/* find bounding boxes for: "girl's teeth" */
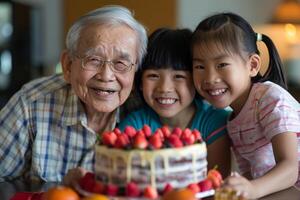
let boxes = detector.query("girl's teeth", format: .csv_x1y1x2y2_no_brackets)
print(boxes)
209,89,226,96
157,98,176,104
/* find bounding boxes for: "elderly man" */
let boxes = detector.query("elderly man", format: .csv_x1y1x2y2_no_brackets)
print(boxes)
0,5,147,182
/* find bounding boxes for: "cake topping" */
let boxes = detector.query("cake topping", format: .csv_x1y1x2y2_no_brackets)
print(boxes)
98,125,203,150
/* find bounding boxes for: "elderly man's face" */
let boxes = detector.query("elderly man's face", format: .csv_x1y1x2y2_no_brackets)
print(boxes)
62,23,138,114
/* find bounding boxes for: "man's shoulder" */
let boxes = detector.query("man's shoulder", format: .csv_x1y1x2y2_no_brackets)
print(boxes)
20,74,69,102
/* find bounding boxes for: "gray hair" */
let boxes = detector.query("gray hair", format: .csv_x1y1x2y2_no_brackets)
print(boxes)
66,5,147,67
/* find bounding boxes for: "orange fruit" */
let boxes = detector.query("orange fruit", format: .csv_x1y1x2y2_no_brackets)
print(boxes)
82,194,110,200
42,186,80,200
162,188,196,200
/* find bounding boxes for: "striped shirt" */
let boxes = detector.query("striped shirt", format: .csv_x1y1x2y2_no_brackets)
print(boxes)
0,74,118,182
227,81,300,187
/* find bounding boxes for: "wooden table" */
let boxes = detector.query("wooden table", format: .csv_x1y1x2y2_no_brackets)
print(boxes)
0,180,299,200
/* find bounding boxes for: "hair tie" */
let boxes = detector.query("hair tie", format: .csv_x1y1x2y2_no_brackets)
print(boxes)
256,33,262,41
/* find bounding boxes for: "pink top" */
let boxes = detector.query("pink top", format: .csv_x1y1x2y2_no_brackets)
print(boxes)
227,81,300,187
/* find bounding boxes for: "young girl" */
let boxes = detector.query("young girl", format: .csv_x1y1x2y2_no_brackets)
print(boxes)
191,12,300,199
118,28,231,176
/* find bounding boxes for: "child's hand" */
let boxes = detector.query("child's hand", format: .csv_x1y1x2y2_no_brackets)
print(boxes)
63,167,88,188
222,172,255,199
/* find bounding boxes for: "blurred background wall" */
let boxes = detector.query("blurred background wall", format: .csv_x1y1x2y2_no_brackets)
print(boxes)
1,0,299,107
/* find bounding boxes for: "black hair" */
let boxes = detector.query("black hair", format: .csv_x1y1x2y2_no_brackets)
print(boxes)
191,12,287,89
141,27,193,71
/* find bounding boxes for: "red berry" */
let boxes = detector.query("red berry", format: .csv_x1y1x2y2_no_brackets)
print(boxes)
172,127,182,137
161,125,171,138
168,134,183,148
207,169,222,188
162,183,173,195
106,184,119,196
192,129,202,142
154,128,164,141
125,182,140,197
143,125,152,137
198,179,213,192
113,127,122,135
181,128,192,138
187,183,200,194
124,126,137,138
149,133,163,149
133,134,148,149
182,134,196,145
102,131,117,146
114,134,130,149
91,181,106,194
143,186,158,199
79,172,95,190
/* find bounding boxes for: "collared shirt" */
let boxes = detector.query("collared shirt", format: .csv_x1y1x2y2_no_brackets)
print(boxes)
0,74,118,182
227,81,300,187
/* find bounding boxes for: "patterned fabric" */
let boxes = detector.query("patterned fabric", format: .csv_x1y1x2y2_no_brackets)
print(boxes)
0,74,118,182
118,98,230,145
227,81,300,186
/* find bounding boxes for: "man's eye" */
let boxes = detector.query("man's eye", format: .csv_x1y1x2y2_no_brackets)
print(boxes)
114,61,128,70
86,56,101,64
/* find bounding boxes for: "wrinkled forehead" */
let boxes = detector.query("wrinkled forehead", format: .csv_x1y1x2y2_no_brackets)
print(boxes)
77,23,137,60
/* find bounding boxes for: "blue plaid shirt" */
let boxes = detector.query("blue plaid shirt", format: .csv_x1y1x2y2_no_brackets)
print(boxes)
0,74,117,182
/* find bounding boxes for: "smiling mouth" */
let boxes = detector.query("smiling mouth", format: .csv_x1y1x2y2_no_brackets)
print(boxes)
156,98,177,105
91,87,116,95
207,88,227,96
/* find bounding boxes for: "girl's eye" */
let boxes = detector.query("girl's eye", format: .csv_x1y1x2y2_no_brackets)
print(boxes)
217,63,228,68
146,73,159,79
193,64,204,70
174,74,186,79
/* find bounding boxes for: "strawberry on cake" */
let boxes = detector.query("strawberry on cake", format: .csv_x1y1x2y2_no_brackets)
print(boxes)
94,125,207,192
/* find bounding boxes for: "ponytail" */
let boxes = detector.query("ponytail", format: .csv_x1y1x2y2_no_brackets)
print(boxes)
256,33,287,89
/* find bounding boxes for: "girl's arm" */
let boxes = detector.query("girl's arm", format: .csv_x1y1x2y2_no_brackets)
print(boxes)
207,134,231,178
224,132,298,199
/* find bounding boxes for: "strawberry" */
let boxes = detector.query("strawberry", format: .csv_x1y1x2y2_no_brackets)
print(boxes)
172,127,182,138
198,179,213,192
207,169,223,188
114,134,130,149
102,131,117,146
133,134,148,149
168,134,183,148
124,126,137,138
113,127,122,135
192,129,202,142
149,133,163,149
143,124,152,137
143,186,158,199
106,184,119,196
154,128,164,141
182,134,196,145
79,172,95,190
91,180,106,194
187,183,200,194
125,182,140,197
162,183,173,195
161,125,171,138
181,128,192,138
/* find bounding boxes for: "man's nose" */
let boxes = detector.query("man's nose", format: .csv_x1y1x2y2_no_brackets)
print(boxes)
95,62,115,81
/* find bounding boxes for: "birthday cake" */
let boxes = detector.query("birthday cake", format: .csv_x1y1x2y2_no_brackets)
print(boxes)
94,125,207,193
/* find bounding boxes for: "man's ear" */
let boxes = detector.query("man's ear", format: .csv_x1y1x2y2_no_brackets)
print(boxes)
61,50,73,83
249,54,261,77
